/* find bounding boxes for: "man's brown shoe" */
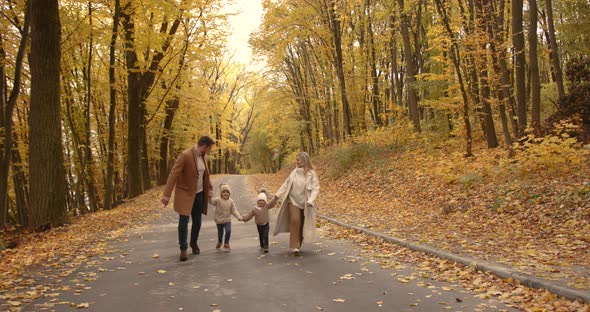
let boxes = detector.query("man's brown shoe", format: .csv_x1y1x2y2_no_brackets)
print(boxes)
190,242,200,255
223,244,231,252
179,249,188,261
216,242,222,249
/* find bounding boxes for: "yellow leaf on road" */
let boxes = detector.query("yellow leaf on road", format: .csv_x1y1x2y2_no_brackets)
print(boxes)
8,301,21,307
333,298,346,303
76,302,89,309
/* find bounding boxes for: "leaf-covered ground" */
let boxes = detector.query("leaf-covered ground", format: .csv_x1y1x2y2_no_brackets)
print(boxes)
0,191,165,310
251,141,590,312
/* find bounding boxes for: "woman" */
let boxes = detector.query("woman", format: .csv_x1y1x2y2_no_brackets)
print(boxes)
269,152,320,256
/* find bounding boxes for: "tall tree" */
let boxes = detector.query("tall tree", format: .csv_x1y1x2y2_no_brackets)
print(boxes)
434,0,473,156
104,0,121,210
543,0,565,100
485,0,514,146
323,0,352,137
512,0,527,137
121,2,181,197
529,0,541,135
0,2,29,225
28,0,67,227
474,0,498,148
397,0,422,132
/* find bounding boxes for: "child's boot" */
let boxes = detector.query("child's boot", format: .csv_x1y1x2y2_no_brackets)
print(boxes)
216,242,222,249
223,243,231,252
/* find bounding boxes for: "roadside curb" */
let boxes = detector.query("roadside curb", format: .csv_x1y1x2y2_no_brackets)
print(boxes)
319,214,590,303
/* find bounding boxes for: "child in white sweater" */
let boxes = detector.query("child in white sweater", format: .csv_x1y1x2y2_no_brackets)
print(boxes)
242,192,275,252
209,184,242,252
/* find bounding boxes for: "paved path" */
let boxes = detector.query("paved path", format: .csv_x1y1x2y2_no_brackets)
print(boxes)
26,175,517,311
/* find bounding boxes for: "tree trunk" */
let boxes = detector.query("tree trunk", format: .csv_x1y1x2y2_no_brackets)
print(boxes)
0,36,6,225
529,0,541,136
122,6,180,197
63,77,88,213
485,0,514,146
367,0,382,127
512,0,527,137
435,0,472,156
543,0,565,100
142,129,151,190
0,3,30,226
325,0,352,137
158,97,179,185
104,0,120,210
11,131,28,226
29,0,67,227
84,1,99,212
475,0,498,147
398,0,422,132
121,5,144,197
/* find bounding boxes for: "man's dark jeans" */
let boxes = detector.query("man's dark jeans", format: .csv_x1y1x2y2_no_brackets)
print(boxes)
257,223,270,248
178,191,204,250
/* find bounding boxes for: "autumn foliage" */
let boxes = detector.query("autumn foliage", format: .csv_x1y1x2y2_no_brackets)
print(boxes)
254,121,590,311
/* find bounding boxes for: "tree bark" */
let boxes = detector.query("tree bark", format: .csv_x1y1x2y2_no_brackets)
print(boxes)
11,130,28,226
104,0,120,210
475,0,498,147
325,0,352,137
398,0,422,132
485,0,514,146
29,0,68,227
0,2,30,226
543,0,565,100
121,5,181,197
512,0,527,137
435,0,473,156
158,96,179,185
84,1,99,212
367,0,382,127
529,0,541,136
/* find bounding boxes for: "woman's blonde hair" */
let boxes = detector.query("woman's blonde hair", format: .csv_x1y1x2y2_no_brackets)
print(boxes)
297,152,314,173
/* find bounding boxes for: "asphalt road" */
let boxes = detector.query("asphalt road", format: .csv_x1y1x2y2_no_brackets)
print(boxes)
25,175,517,312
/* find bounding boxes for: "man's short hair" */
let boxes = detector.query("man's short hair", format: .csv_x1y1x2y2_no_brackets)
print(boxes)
197,135,215,147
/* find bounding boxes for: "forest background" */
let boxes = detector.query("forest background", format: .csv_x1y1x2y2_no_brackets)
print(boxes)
0,0,589,308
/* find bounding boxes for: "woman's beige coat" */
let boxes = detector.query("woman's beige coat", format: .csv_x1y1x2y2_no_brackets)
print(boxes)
272,168,320,241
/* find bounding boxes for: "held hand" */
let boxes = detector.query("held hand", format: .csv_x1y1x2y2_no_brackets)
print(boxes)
306,202,313,209
161,197,169,207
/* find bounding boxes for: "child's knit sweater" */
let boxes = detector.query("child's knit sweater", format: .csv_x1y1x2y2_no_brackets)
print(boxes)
242,204,273,225
210,197,241,224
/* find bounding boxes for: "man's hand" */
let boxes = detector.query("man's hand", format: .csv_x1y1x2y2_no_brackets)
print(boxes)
161,197,170,207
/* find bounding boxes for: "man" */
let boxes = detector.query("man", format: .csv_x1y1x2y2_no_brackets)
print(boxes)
161,136,215,261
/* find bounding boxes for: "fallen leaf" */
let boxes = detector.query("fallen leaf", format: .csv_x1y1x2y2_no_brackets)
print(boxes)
8,301,21,307
333,298,346,303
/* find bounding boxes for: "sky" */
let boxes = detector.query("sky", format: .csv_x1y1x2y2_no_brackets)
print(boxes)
225,0,265,68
